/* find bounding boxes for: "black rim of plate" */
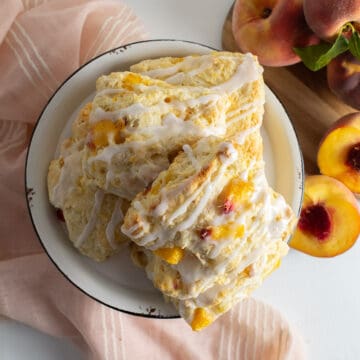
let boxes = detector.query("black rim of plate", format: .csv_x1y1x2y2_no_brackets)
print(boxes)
24,39,304,319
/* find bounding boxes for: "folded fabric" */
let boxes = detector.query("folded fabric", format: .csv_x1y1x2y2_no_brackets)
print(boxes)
0,0,305,358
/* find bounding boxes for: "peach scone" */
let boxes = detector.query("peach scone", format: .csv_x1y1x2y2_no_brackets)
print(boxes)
123,136,296,330
84,52,265,200
48,104,130,261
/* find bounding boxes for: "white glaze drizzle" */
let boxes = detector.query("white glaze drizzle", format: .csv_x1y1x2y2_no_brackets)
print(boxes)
226,105,260,127
227,98,264,118
124,142,238,248
90,91,222,128
89,109,218,167
184,93,221,108
105,198,124,249
140,53,262,95
170,142,237,230
235,124,261,145
50,150,83,208
95,88,125,97
174,177,214,231
192,246,266,306
212,54,263,94
89,103,147,123
165,57,213,84
140,54,214,80
153,190,169,217
74,189,105,248
153,177,193,217
182,144,201,172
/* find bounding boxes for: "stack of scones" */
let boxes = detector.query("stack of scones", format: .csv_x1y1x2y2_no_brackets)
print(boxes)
48,52,296,330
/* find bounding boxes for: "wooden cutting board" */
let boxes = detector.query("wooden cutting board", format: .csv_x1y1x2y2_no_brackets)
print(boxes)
222,4,355,174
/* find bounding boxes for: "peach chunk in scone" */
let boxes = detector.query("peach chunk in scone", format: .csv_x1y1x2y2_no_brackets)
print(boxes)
154,247,185,265
317,113,360,194
86,119,125,151
217,178,254,214
289,175,360,257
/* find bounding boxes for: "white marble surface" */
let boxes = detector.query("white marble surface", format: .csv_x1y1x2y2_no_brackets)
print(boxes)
4,1,359,359
0,317,85,359
128,0,232,49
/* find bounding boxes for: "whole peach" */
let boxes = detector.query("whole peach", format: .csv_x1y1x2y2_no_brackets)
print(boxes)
304,0,360,40
232,0,319,67
323,112,360,133
327,52,360,110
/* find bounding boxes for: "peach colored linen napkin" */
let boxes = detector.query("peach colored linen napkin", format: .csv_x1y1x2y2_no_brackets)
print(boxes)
0,1,306,359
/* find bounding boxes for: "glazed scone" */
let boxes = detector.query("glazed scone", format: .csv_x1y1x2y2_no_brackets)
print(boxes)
48,105,130,261
83,52,264,200
122,137,295,309
124,169,294,301
122,135,263,252
131,51,265,141
131,229,288,331
82,72,230,200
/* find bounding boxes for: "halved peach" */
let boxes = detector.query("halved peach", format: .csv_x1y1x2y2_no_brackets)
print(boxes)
317,113,360,194
289,175,360,257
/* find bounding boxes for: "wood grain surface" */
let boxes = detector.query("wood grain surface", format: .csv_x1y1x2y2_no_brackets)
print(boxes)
222,4,355,174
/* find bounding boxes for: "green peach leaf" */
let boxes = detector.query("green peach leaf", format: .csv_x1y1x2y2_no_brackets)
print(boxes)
293,35,349,71
349,31,360,60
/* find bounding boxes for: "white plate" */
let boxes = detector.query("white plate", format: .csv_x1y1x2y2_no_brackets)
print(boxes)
26,40,304,318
